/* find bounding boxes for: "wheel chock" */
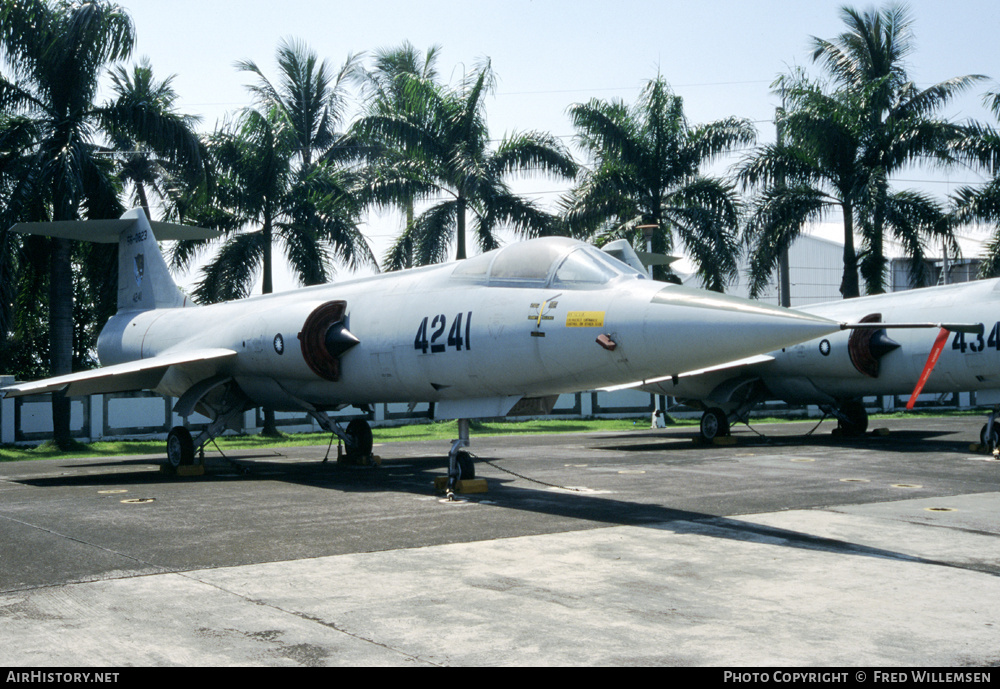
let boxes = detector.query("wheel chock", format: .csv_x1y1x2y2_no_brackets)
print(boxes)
434,477,488,494
693,436,736,445
160,464,204,476
338,452,381,466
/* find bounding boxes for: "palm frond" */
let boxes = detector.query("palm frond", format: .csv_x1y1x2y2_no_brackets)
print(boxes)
743,184,830,297
411,201,456,266
565,75,748,287
489,131,577,180
193,230,264,303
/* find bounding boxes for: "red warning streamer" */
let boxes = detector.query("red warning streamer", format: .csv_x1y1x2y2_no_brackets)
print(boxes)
906,327,950,410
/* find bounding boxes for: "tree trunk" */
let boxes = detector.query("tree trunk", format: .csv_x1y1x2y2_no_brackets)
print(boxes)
776,107,791,307
865,187,887,295
136,183,151,220
455,196,467,261
259,217,280,437
404,202,414,269
49,237,74,449
778,247,791,307
840,202,861,299
261,217,274,296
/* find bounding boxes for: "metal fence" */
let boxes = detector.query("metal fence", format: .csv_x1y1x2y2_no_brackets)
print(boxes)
0,377,662,444
0,374,982,445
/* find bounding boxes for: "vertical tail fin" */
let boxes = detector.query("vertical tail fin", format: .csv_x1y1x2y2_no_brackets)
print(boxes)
9,208,219,312
118,208,187,310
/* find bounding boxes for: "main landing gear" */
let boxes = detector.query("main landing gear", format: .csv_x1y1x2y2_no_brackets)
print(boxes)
342,418,374,459
165,402,247,471
163,380,250,472
167,409,378,473
698,407,730,441
166,426,195,468
832,399,869,437
695,399,871,442
980,406,1000,456
308,411,375,463
166,404,483,495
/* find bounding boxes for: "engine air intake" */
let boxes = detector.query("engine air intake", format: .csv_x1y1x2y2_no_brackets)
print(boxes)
298,301,359,381
848,313,901,378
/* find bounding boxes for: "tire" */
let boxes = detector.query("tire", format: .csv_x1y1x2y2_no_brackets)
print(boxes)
700,408,730,441
838,400,869,436
456,450,475,480
166,426,194,468
345,419,373,457
980,421,1000,448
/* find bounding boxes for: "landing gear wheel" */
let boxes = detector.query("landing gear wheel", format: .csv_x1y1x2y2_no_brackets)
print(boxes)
699,408,730,441
456,450,475,480
345,419,373,457
837,400,869,436
980,422,1000,450
166,426,194,468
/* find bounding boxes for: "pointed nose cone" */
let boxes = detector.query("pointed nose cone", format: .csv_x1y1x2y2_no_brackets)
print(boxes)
869,329,902,359
643,286,839,374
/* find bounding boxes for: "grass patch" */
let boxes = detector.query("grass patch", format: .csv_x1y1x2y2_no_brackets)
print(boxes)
0,408,983,463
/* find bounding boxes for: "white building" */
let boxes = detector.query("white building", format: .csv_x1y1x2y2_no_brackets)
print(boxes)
679,224,993,306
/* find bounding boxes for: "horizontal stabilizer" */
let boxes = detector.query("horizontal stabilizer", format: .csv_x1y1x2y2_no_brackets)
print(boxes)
601,239,679,273
0,349,237,399
10,209,221,312
9,218,220,243
635,250,680,267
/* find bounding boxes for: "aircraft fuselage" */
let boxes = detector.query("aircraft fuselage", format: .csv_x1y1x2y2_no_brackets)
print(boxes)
96,253,840,415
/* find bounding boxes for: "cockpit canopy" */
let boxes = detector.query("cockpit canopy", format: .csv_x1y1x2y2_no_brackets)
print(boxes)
451,237,646,289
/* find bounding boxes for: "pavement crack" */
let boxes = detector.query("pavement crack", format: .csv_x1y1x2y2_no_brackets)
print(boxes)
179,573,444,667
0,512,170,579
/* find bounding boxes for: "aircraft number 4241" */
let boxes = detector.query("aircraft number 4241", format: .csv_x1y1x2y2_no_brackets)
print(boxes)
415,312,473,354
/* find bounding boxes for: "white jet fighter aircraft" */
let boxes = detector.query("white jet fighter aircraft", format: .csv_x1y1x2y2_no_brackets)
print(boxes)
636,279,999,445
1,209,918,490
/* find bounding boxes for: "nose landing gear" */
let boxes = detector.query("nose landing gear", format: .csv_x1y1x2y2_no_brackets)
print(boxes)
980,406,1000,457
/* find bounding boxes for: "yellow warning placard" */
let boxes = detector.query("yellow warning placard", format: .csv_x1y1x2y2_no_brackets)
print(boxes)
565,311,605,327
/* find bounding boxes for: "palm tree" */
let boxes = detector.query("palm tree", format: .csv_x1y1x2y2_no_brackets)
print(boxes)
562,75,756,291
351,60,577,269
359,41,441,103
0,0,203,448
741,74,954,298
354,41,441,269
191,40,373,303
237,38,361,173
104,57,208,219
743,4,983,299
952,90,1000,277
0,112,36,368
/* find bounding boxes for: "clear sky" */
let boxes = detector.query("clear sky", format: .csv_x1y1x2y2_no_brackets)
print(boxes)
116,0,1000,289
